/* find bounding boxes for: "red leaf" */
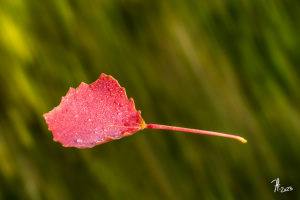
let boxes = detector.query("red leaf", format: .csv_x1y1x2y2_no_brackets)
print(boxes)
44,74,247,148
43,74,146,148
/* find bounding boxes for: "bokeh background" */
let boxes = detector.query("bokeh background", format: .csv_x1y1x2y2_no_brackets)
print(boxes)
0,0,299,199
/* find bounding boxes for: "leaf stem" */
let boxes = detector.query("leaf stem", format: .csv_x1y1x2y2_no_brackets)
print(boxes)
146,124,247,143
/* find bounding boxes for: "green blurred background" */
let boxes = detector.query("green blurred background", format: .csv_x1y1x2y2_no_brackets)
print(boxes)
0,0,299,199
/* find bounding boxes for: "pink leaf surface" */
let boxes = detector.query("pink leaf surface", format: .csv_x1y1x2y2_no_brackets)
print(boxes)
43,74,146,148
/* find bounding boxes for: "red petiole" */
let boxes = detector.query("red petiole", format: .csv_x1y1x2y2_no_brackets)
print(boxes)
146,124,247,143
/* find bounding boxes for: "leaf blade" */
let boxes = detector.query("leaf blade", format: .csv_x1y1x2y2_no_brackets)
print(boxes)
43,74,146,148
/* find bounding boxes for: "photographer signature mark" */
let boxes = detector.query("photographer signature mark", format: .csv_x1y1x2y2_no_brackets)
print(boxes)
271,178,293,193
